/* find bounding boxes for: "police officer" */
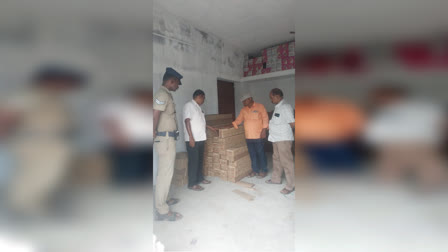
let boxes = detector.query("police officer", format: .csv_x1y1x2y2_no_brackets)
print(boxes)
153,67,183,221
0,63,86,216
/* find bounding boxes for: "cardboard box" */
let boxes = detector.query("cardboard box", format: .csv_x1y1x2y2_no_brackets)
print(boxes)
218,127,244,138
220,159,228,166
226,146,249,162
205,114,232,121
175,153,188,165
205,114,233,126
72,153,111,184
229,155,251,168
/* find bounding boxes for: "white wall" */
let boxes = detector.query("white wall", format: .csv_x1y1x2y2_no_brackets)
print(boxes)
234,75,295,114
153,3,245,153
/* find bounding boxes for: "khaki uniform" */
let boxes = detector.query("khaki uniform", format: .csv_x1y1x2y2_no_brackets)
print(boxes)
6,88,74,214
154,86,177,215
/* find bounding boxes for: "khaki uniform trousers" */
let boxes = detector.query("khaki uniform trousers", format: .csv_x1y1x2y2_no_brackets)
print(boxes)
271,141,295,190
154,135,176,215
377,143,446,186
9,139,72,214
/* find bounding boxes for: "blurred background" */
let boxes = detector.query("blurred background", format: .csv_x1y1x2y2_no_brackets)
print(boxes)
294,0,448,251
0,0,153,251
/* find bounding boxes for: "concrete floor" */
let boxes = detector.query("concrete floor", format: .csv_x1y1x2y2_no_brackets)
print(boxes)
0,185,154,252
154,155,295,252
295,175,448,252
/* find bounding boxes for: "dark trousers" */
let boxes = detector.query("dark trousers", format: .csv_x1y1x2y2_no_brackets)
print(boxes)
303,141,361,173
109,145,152,184
186,141,205,187
246,138,268,173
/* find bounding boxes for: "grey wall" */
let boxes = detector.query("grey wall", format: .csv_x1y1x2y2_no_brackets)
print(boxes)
296,52,448,106
153,3,245,153
234,75,295,114
0,15,153,152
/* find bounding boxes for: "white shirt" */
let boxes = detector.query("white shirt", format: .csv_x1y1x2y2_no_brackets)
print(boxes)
269,99,295,142
364,99,444,145
183,99,207,141
100,99,153,145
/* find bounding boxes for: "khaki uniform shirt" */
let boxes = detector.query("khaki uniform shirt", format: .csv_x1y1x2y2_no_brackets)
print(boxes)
153,85,177,132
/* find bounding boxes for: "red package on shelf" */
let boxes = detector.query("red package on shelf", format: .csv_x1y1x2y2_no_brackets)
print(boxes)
298,54,335,74
340,49,365,73
396,42,434,69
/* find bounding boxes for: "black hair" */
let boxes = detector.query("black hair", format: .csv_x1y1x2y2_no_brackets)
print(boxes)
270,88,284,98
193,89,205,98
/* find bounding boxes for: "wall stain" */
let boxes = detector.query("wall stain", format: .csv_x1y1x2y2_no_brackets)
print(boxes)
153,34,166,44
159,19,167,33
179,23,191,38
227,58,235,68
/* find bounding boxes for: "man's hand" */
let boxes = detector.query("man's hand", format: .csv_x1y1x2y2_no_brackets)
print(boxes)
189,138,196,148
260,128,267,139
206,125,219,133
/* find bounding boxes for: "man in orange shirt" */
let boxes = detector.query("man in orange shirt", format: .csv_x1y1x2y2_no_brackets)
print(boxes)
232,94,269,178
295,95,365,172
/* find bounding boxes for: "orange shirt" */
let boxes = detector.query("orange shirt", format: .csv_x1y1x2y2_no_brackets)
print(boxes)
295,99,364,143
233,102,269,139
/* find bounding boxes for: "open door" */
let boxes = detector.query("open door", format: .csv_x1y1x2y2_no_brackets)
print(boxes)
217,80,235,120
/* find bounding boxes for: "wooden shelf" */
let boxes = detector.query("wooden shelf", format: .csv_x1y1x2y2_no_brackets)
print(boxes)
240,69,295,82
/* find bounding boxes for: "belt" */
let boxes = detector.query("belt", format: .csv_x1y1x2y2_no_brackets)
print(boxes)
156,131,178,138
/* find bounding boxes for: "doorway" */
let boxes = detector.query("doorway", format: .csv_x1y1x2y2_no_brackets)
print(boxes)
217,80,235,120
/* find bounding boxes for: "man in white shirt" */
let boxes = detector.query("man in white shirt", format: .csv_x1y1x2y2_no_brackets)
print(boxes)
183,89,217,191
265,88,295,194
365,85,446,188
100,87,153,184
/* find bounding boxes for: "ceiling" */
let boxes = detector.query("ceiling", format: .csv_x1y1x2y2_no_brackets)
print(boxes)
294,0,448,50
2,0,448,53
1,0,153,25
156,0,295,55
158,0,448,53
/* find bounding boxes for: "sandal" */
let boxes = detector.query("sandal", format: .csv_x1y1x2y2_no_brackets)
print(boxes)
156,211,183,222
280,187,295,195
257,172,267,179
201,179,211,184
166,198,180,206
265,179,281,184
248,172,257,178
188,185,204,191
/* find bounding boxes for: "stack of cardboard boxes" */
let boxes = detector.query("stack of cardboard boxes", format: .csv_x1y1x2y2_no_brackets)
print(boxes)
244,41,295,77
203,114,252,183
172,152,188,187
